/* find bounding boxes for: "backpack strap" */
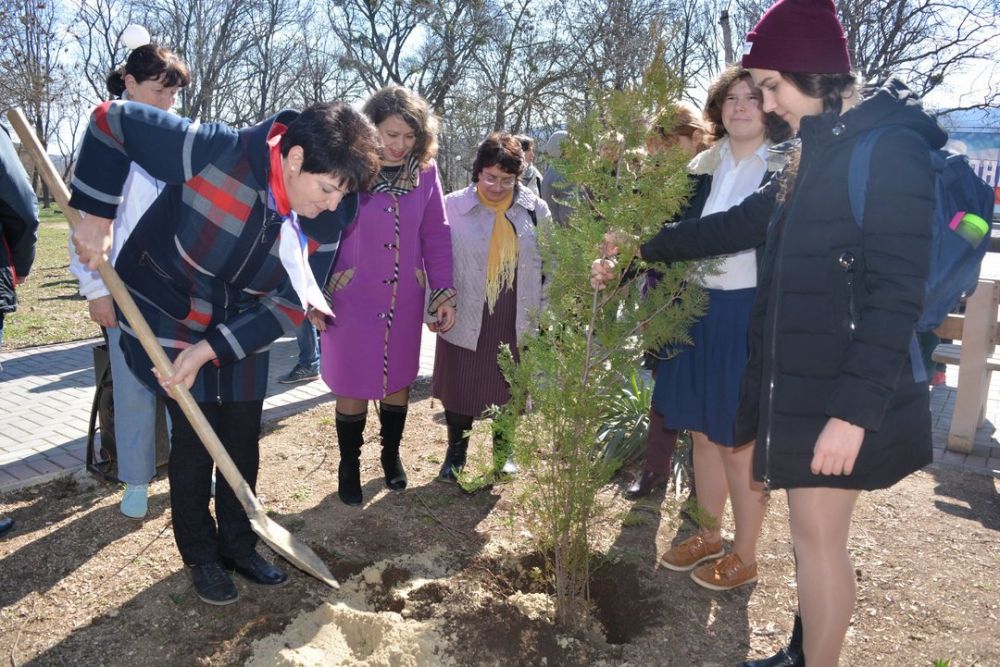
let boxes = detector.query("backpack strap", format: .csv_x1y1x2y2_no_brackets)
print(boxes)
847,125,927,228
846,124,930,383
847,126,886,229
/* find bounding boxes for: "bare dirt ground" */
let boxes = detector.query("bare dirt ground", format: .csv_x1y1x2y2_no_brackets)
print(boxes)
2,379,998,666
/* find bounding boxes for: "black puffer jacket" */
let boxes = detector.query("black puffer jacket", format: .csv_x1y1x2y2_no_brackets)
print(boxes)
640,79,942,490
0,128,39,314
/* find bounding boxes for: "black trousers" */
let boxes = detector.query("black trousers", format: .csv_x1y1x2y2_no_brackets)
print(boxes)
165,399,262,566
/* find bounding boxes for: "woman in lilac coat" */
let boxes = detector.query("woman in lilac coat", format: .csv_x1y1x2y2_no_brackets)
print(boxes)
316,86,456,506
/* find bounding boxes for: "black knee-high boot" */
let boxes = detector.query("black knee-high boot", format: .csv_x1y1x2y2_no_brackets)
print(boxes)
738,613,804,667
335,411,366,506
379,403,408,490
438,410,472,482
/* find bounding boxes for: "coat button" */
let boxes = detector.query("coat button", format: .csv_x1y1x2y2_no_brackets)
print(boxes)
384,206,395,213
377,313,386,319
832,122,845,136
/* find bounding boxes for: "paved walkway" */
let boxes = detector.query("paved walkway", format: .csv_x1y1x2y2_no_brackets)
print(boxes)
0,333,436,493
1,335,998,494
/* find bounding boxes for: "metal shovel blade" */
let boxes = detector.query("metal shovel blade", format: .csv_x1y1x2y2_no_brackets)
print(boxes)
7,107,338,589
249,512,339,588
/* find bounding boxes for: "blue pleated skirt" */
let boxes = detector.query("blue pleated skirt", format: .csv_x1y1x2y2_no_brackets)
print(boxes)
652,287,755,447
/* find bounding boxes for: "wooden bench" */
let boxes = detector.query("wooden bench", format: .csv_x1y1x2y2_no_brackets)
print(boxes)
931,344,1000,371
930,279,1000,454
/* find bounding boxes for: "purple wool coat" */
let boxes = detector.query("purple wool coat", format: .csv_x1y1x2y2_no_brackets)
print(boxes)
320,160,453,399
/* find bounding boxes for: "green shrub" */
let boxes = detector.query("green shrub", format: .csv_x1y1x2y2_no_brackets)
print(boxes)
493,44,705,628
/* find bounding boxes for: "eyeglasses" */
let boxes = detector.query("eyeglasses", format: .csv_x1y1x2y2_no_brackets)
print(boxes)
480,174,517,189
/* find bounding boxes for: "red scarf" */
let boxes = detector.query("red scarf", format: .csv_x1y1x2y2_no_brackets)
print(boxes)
266,122,291,216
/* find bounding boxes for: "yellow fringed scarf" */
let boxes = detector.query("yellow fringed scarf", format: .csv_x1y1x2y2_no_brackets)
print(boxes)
476,187,518,313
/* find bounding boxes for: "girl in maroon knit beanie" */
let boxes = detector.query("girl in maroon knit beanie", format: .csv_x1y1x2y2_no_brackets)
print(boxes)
593,0,944,664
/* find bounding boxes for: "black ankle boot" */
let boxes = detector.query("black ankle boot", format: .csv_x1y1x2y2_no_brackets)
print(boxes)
738,614,804,667
438,411,472,483
379,403,408,490
336,411,366,506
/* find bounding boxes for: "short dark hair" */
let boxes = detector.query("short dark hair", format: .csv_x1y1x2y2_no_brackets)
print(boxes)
780,71,859,115
472,132,524,182
106,44,190,98
282,102,381,192
704,65,791,143
362,85,439,169
516,135,535,152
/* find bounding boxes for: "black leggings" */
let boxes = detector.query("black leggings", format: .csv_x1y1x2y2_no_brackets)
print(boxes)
165,399,262,565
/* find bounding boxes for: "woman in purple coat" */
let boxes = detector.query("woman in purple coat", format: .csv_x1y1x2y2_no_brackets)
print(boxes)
316,86,456,506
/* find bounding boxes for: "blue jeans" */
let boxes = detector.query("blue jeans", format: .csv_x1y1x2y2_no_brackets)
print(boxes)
108,326,170,485
296,320,319,370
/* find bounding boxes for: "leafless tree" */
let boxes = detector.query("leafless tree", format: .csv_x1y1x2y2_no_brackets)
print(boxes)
0,0,76,204
148,0,256,121
842,0,1000,110
326,0,433,91
568,0,666,93
287,22,366,109
662,0,723,100
214,0,311,123
6,0,998,194
50,84,88,181
68,0,141,105
412,0,499,113
467,0,567,132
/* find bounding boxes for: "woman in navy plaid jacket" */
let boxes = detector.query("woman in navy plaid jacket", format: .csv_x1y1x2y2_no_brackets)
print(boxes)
71,101,380,605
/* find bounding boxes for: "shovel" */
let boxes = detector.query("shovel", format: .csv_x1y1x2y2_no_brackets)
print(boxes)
7,107,338,589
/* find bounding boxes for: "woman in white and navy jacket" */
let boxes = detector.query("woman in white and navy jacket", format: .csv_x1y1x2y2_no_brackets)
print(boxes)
69,44,190,520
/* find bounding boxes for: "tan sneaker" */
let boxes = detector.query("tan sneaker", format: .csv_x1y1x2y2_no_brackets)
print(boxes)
691,552,758,591
660,534,725,571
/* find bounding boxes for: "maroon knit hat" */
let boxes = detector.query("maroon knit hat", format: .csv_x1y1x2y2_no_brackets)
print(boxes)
741,0,852,74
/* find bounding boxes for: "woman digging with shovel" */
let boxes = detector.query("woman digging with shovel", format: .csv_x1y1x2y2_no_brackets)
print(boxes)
70,101,380,605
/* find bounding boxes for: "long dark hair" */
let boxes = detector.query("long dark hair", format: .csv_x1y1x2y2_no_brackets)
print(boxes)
782,72,859,115
778,71,859,201
106,44,191,98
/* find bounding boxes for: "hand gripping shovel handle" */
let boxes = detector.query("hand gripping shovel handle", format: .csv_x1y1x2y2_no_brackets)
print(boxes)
7,108,338,588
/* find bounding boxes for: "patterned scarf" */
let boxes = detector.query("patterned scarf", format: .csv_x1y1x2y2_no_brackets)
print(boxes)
267,123,332,316
476,187,518,313
370,154,421,195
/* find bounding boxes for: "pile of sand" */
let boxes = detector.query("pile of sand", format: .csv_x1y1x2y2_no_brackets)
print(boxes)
246,549,457,667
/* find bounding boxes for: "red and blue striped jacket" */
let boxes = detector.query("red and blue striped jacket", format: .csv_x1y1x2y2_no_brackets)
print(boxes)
69,102,358,402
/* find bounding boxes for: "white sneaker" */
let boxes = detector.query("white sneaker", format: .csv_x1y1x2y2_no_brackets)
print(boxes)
499,459,519,475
